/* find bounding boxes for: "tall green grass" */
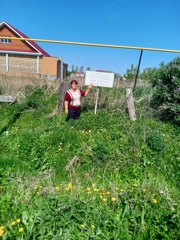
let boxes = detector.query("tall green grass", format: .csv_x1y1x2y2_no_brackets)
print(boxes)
0,87,179,239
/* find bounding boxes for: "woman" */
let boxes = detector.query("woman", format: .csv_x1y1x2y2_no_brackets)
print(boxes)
64,80,93,121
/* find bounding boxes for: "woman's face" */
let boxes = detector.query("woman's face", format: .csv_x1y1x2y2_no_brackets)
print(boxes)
71,82,78,90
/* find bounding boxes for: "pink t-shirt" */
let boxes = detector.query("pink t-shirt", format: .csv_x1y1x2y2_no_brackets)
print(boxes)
64,89,85,109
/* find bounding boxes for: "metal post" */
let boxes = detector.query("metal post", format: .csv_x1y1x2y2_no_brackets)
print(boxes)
133,50,143,92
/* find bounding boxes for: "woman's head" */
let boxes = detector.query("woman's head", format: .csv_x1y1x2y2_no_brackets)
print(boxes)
70,80,78,90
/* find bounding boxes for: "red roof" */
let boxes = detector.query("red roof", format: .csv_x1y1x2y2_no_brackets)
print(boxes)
0,21,50,56
96,70,112,72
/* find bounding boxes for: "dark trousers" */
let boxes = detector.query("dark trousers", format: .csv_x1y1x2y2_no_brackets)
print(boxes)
66,108,81,121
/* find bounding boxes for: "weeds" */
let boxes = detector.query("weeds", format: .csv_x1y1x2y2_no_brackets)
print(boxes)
0,87,179,239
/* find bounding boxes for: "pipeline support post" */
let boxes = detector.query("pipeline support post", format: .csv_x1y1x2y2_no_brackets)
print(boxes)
133,50,143,92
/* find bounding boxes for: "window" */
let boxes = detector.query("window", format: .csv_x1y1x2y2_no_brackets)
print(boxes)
0,37,12,43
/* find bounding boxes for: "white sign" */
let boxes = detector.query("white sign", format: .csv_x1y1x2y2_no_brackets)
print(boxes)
85,71,114,88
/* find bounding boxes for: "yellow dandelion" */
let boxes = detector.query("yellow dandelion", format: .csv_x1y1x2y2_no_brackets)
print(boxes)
34,186,38,190
100,195,103,199
103,198,107,202
133,183,138,187
11,221,16,226
16,219,21,224
55,187,60,192
18,227,24,233
111,197,117,202
92,184,96,187
91,224,95,229
80,224,85,228
106,191,111,195
152,199,158,204
0,227,4,237
86,187,91,191
36,191,41,196
142,189,146,192
93,188,99,192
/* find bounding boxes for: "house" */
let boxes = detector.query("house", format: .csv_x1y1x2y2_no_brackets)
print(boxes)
75,72,85,78
0,21,68,80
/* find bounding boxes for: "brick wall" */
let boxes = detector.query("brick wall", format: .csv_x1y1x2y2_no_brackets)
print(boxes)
40,56,58,75
0,54,37,73
0,54,6,71
9,55,37,73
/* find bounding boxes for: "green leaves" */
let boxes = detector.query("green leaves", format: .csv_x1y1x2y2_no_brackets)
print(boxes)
151,57,180,125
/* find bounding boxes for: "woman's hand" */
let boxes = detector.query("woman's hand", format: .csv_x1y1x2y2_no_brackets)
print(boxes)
65,109,68,114
88,84,93,89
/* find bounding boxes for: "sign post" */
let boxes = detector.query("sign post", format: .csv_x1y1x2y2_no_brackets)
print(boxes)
85,71,114,114
94,87,99,114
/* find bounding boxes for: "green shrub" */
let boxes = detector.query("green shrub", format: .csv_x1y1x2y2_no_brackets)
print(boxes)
146,131,165,152
151,57,180,125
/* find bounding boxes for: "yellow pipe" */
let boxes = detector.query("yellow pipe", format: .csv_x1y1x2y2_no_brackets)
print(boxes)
1,36,180,53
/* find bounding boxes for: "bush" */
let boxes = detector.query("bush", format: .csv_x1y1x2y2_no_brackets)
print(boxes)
151,57,180,125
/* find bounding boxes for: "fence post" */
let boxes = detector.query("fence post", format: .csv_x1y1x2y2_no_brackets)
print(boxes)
126,88,136,121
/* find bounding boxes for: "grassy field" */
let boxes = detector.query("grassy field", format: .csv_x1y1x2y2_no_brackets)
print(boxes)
0,87,179,239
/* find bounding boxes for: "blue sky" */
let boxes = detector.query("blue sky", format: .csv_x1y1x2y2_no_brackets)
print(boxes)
1,0,180,74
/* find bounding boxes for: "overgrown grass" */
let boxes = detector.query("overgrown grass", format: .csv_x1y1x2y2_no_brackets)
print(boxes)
0,87,179,239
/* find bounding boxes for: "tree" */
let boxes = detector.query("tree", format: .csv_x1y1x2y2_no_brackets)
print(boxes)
140,67,158,81
151,57,180,125
124,64,137,80
71,65,75,72
80,66,84,72
75,66,79,72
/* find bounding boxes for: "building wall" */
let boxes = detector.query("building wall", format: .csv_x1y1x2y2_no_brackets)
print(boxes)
0,54,37,73
0,54,6,71
0,54,68,80
40,56,58,75
9,55,37,73
0,26,35,52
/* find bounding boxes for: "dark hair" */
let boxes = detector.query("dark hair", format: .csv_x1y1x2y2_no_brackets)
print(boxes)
70,80,78,85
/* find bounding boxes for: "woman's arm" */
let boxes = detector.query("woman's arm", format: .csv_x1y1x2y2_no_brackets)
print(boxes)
64,101,69,113
85,84,93,96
